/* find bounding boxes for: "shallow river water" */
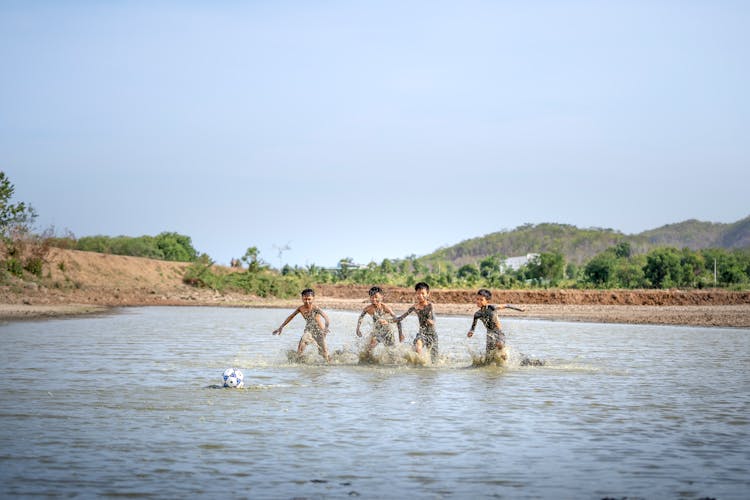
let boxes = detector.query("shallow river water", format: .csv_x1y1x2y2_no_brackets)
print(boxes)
1,306,749,499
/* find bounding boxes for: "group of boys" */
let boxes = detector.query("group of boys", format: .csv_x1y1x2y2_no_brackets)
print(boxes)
272,283,524,363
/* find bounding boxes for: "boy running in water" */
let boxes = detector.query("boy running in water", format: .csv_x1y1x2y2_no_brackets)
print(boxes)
467,288,524,362
395,282,438,362
273,288,331,362
356,286,404,357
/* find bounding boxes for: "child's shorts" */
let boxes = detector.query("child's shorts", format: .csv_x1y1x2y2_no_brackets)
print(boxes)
372,327,395,346
486,329,506,352
300,329,327,355
414,330,439,359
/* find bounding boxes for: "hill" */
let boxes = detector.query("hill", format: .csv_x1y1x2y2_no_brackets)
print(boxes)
636,217,750,249
421,216,750,267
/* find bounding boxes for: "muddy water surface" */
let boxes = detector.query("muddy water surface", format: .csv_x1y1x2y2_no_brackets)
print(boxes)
1,307,748,498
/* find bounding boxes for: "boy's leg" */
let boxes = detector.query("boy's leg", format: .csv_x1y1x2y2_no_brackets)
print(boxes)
487,339,507,362
430,336,438,362
413,331,427,354
383,330,395,347
494,343,507,361
297,336,308,355
487,331,507,361
422,334,437,362
298,330,315,355
315,332,331,362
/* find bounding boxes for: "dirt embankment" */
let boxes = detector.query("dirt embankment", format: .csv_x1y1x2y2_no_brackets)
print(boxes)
315,285,750,328
1,248,749,327
316,284,750,306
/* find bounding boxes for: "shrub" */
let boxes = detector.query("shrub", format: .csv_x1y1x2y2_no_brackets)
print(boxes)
5,257,23,277
24,257,44,277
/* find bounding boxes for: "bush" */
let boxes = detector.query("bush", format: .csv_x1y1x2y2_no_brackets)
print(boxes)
182,253,308,299
583,252,616,287
24,257,44,277
75,233,198,262
5,257,23,277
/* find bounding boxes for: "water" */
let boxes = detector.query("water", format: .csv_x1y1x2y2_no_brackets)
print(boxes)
1,306,748,499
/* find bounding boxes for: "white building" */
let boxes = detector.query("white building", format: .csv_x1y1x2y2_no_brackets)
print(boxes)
501,253,540,271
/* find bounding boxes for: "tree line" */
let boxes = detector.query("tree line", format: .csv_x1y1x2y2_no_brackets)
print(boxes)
282,243,749,289
51,233,199,262
180,241,750,298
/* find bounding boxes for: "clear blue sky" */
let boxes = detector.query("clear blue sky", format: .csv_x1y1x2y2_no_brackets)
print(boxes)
2,1,748,268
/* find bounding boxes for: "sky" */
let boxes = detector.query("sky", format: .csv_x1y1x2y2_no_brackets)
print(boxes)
2,1,748,268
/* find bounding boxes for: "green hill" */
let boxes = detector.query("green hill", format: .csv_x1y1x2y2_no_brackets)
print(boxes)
637,219,725,248
718,216,750,248
420,216,750,267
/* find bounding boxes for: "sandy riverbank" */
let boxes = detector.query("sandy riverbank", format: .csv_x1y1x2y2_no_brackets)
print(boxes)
0,303,111,321
3,286,749,328
2,297,748,328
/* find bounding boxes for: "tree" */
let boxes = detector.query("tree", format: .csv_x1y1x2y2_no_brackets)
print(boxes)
614,258,646,288
565,262,580,280
155,232,198,262
337,257,356,280
679,249,705,287
478,255,501,279
0,172,36,238
1,172,48,279
380,258,396,274
718,252,745,285
644,247,682,288
614,241,632,259
455,264,479,286
583,252,616,287
525,252,565,284
411,258,428,275
241,246,265,273
736,250,750,281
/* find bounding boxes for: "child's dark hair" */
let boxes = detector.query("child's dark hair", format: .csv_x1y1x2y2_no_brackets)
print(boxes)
368,286,383,297
477,288,492,299
414,282,430,292
301,288,315,297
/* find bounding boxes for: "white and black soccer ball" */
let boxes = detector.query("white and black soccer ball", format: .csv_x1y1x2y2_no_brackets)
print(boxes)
222,367,244,388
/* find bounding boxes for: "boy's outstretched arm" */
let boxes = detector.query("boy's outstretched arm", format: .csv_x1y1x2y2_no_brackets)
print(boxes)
393,306,414,323
382,305,404,342
355,309,367,337
467,314,479,338
503,304,525,312
273,308,299,335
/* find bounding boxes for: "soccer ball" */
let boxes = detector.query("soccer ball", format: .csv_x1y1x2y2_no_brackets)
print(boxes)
222,367,244,388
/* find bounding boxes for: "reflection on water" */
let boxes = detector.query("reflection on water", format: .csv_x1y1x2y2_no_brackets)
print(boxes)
1,306,749,498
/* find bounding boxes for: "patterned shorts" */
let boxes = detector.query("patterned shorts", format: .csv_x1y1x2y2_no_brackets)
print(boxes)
300,329,327,355
486,330,506,352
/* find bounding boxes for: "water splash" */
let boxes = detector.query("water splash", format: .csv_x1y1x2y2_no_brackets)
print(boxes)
467,345,546,369
343,342,429,366
285,349,328,365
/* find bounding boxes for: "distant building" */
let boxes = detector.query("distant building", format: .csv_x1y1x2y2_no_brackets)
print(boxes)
323,261,369,273
502,253,539,271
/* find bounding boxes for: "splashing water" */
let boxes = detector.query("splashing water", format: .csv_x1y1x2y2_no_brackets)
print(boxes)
465,344,546,369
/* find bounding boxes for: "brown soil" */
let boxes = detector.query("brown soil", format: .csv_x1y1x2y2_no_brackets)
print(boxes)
1,248,748,327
